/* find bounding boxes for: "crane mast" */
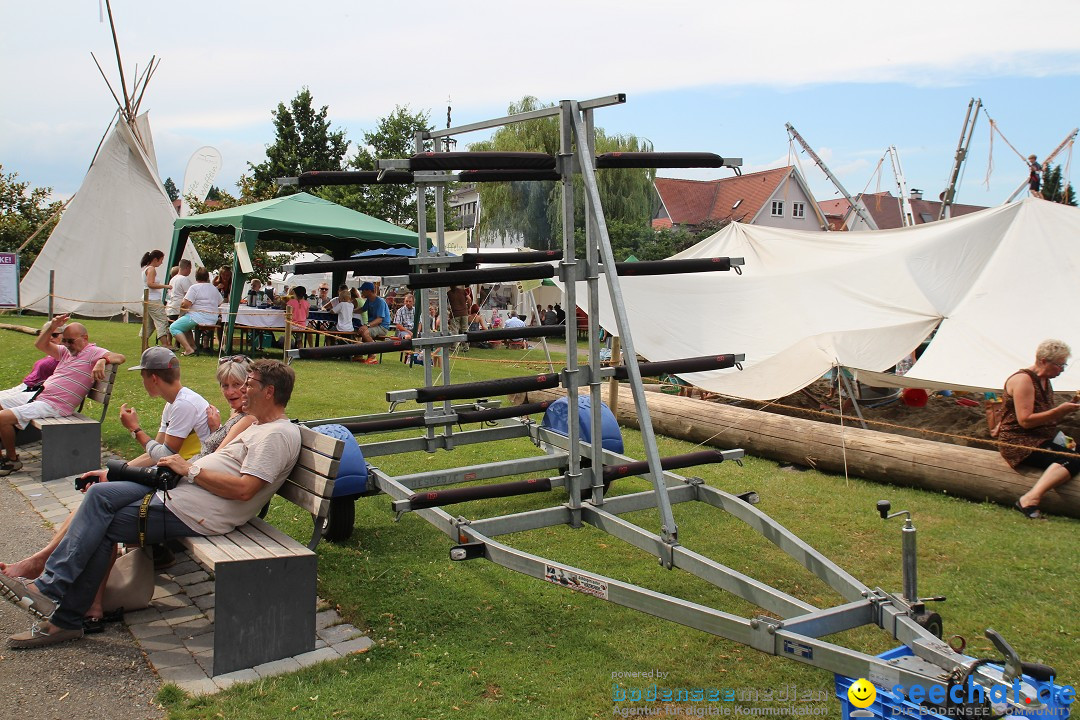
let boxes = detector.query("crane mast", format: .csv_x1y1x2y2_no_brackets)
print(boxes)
888,146,915,228
786,122,878,230
939,98,981,220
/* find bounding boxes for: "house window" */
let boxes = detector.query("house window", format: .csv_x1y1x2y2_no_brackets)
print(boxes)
771,201,784,217
792,202,805,219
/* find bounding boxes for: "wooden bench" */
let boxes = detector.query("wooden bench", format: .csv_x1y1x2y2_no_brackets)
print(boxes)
24,364,118,482
177,426,344,676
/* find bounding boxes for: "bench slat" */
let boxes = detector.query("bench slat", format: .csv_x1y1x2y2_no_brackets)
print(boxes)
182,535,233,567
295,446,340,480
299,427,343,459
285,464,335,499
200,533,251,563
221,528,277,561
277,482,331,518
235,521,301,558
247,517,316,557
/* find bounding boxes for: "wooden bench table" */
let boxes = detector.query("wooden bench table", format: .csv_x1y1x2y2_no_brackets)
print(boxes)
177,425,343,676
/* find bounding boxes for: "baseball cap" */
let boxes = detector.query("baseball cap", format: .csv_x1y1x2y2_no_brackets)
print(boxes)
360,281,375,292
129,346,179,371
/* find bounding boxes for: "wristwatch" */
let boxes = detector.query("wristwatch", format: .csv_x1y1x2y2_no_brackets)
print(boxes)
185,465,202,484
130,427,142,440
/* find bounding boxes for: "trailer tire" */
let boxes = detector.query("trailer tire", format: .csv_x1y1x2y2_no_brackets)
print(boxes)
323,497,356,542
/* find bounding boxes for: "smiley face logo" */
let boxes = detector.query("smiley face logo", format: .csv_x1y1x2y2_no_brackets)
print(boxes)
848,678,877,709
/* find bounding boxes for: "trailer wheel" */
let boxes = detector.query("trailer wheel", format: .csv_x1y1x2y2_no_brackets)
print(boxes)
323,497,355,542
914,611,943,639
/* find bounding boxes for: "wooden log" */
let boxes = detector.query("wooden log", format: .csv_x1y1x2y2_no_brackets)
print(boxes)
0,323,39,336
516,386,1080,519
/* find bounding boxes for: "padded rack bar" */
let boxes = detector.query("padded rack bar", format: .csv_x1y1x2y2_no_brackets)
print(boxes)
456,400,553,424
294,337,413,360
288,257,421,276
342,401,554,435
613,257,743,276
611,354,741,380
602,449,731,482
470,325,564,343
413,373,561,403
401,263,554,289
408,478,554,510
464,250,562,265
410,151,556,171
595,152,730,169
342,414,426,434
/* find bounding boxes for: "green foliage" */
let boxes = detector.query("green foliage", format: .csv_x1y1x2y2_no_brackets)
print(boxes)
1041,164,1077,205
469,97,657,250
186,189,290,281
162,176,179,202
319,105,442,231
574,219,701,261
0,164,65,274
247,87,350,199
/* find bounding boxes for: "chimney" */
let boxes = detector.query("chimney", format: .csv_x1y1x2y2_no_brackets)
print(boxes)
910,188,923,201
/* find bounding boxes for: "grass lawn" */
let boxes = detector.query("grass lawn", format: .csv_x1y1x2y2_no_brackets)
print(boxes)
2,318,1077,720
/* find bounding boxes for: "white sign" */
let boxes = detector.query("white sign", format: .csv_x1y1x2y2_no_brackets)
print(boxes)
0,253,19,308
180,146,223,217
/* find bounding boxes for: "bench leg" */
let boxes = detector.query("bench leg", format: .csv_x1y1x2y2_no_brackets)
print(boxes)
40,423,101,482
211,553,317,676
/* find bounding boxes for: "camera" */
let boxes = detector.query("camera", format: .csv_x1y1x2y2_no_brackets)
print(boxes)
104,459,182,491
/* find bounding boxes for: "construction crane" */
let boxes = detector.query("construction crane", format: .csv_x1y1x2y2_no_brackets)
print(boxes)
786,122,878,230
888,146,915,227
938,98,981,220
1005,127,1079,203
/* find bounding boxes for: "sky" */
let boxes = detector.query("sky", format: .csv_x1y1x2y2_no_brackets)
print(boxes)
3,1,1080,209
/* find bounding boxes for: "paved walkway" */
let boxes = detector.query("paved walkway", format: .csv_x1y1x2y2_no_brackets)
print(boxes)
4,442,371,695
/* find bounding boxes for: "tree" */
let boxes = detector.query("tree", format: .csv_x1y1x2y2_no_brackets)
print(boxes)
186,188,289,281
163,176,179,202
468,97,657,250
0,165,66,274
1041,164,1077,206
247,88,350,199
320,105,439,230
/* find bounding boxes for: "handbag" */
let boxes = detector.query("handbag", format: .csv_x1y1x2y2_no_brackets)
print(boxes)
986,401,1006,439
102,546,155,613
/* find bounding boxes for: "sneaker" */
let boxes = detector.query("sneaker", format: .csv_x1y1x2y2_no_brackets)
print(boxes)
362,357,379,364
8,622,83,649
0,575,56,620
0,459,23,477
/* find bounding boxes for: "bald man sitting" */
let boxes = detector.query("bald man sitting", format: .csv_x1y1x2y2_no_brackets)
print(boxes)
0,314,126,476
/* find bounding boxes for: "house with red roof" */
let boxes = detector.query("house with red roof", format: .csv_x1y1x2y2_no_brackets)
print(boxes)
653,166,828,232
818,190,987,231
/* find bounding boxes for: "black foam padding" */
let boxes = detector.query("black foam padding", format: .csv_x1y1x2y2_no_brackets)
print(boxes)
595,152,727,169
458,169,562,182
455,401,553,424
462,250,562,265
611,354,737,380
614,257,733,276
342,415,426,434
602,449,728,482
414,373,561,403
408,477,553,509
296,337,414,360
467,325,564,342
297,170,415,186
410,152,556,171
405,263,554,289
290,257,414,276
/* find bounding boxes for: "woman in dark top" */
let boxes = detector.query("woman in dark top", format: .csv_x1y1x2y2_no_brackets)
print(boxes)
999,339,1080,518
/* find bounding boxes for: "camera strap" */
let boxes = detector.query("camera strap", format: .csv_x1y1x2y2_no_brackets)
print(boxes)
137,492,154,547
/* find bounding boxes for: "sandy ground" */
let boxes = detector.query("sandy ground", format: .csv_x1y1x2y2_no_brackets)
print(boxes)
0,479,163,720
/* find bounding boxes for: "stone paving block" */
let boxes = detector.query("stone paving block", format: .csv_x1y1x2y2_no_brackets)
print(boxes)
147,647,197,669
173,569,210,586
253,657,302,678
184,580,214,598
194,653,215,675
294,647,340,668
166,560,200,577
315,609,339,630
174,617,213,635
162,606,203,626
124,607,164,625
182,631,214,653
178,677,219,696
157,663,209,685
317,623,361,644
332,636,373,656
129,619,177,639
204,608,214,623
153,580,183,599
314,638,327,649
192,593,216,611
213,668,259,689
136,633,184,653
152,593,194,610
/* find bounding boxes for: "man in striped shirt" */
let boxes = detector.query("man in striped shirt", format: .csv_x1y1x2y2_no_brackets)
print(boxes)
0,314,126,476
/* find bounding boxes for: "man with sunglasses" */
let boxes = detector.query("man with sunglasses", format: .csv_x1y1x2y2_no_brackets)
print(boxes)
0,314,125,477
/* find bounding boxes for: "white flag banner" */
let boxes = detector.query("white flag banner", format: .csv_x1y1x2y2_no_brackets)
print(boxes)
179,146,222,217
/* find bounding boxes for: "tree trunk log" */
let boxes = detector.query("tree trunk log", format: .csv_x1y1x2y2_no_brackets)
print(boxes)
0,323,39,336
515,386,1080,519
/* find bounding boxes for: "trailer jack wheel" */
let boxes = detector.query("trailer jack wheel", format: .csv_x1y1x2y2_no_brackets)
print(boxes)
914,611,943,639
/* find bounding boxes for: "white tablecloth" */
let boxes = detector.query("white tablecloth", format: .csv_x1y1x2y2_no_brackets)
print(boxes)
220,304,285,329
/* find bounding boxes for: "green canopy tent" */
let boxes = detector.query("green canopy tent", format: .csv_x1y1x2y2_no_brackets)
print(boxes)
167,192,419,352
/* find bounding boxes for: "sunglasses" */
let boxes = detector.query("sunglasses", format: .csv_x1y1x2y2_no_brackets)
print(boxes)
61,337,78,345
219,354,252,365
50,332,61,338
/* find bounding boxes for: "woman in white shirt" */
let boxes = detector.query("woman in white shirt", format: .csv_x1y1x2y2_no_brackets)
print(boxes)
169,267,223,356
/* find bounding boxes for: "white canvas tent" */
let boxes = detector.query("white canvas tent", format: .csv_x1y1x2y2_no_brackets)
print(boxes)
566,198,1080,400
20,113,202,317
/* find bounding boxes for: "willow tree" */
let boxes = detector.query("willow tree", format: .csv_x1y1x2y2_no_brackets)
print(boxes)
469,97,657,250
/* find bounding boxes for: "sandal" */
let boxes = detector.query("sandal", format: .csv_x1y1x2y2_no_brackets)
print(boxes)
83,617,105,634
1014,501,1044,519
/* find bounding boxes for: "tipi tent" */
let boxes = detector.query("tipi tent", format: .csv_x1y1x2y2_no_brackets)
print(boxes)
19,113,201,317
566,197,1080,400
